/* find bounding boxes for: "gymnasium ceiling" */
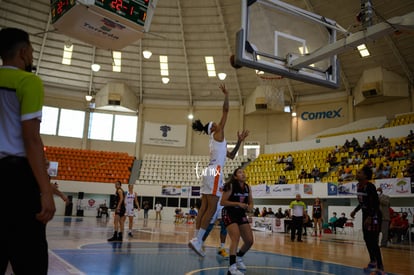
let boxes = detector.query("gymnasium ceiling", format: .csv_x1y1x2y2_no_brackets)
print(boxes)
1,0,414,108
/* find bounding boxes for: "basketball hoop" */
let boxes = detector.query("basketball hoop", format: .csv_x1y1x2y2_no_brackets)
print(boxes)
256,74,286,111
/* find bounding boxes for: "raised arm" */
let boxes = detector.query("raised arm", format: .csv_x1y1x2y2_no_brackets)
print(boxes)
215,84,229,138
227,130,249,159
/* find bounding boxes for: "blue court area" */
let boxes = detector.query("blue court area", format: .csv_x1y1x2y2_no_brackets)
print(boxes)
53,242,395,275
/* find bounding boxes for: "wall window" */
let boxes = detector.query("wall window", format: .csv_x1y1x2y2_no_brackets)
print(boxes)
40,106,59,135
58,109,85,138
113,114,137,142
89,112,113,141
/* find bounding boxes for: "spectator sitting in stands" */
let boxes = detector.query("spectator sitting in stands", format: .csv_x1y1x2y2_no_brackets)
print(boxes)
350,137,359,150
326,153,338,166
186,206,197,224
311,167,320,181
389,150,398,161
407,130,414,142
382,163,391,178
261,207,268,217
97,202,109,218
328,212,338,233
339,165,354,181
189,206,197,217
286,154,293,163
374,163,385,179
333,213,348,233
365,158,373,168
284,161,294,171
174,207,184,223
253,207,260,217
403,159,414,181
266,208,275,217
278,175,287,184
275,208,285,219
299,169,307,179
353,153,362,164
343,139,351,151
389,212,409,243
284,154,294,171
277,155,285,163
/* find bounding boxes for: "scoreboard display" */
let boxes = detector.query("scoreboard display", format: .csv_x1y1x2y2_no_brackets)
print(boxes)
94,0,150,26
50,0,158,50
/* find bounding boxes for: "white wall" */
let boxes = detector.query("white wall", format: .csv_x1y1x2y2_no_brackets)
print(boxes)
265,123,414,153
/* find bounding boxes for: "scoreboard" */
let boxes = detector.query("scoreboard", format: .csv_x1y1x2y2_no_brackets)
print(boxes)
50,0,158,50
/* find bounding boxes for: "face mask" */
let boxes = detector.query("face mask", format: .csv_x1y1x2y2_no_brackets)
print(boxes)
377,191,381,196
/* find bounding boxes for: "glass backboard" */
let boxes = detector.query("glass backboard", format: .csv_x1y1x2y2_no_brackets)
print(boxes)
235,0,341,89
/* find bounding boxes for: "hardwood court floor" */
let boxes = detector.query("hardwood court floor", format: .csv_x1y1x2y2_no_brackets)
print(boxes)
25,216,414,274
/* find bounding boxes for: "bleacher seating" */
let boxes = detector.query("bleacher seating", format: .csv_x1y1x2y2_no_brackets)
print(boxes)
246,131,414,185
136,154,248,185
244,147,334,185
384,112,414,128
45,146,134,183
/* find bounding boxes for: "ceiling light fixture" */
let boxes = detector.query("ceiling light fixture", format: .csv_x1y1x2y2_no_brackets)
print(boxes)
162,77,170,84
91,63,101,72
143,50,152,59
85,95,93,101
218,73,227,80
188,114,194,119
357,44,370,57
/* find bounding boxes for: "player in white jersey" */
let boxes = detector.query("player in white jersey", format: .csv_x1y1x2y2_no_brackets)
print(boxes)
125,184,140,237
189,83,249,257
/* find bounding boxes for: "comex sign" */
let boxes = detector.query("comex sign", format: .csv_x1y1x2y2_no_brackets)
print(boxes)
301,107,342,121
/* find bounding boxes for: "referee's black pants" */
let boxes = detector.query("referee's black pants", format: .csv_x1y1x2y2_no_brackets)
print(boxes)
291,216,303,241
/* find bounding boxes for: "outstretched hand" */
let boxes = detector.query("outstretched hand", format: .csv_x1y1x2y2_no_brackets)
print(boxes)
219,84,228,95
237,129,249,141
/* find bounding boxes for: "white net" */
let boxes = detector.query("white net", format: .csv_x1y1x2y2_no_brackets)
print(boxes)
257,75,286,111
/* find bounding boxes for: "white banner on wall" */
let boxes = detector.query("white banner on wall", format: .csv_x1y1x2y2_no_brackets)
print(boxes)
251,183,302,197
334,178,412,197
143,121,187,147
251,217,286,233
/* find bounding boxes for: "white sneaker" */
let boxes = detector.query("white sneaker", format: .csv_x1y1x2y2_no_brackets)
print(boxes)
236,257,246,270
188,238,205,257
228,263,244,275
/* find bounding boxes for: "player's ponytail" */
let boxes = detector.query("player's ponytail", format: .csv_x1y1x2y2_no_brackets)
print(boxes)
192,119,210,135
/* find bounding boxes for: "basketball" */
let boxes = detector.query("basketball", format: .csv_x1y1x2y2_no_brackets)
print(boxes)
230,54,242,69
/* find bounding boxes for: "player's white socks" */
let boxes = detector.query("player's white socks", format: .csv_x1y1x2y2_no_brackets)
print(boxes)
197,229,206,241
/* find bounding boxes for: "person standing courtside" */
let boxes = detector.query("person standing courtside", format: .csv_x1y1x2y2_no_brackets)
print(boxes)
350,166,384,274
377,187,390,247
189,83,249,257
155,200,163,220
107,181,126,242
312,197,323,237
289,194,306,242
125,184,140,237
0,27,56,275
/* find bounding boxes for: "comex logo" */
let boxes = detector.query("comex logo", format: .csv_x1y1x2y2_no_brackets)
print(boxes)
301,107,342,120
194,162,221,179
160,125,171,137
